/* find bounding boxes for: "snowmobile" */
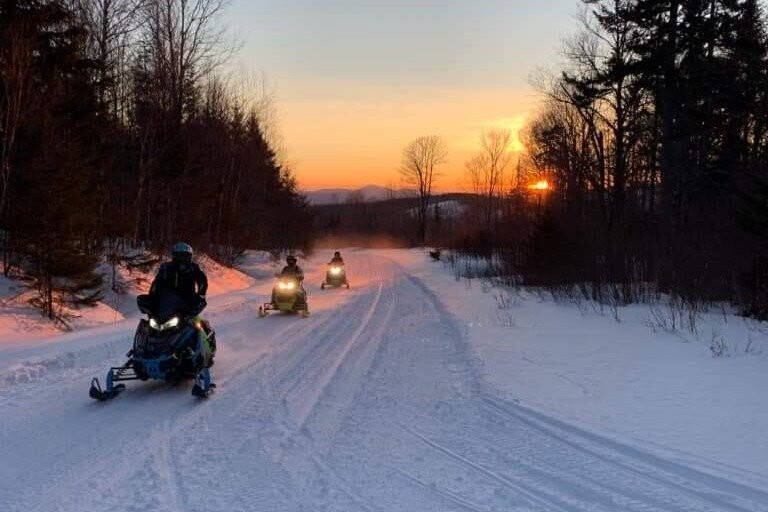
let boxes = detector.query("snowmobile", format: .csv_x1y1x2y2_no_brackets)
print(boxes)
259,274,309,317
321,264,350,289
89,291,216,400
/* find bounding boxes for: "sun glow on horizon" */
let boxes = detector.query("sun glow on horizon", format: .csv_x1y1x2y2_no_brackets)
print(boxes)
528,180,551,191
278,83,532,190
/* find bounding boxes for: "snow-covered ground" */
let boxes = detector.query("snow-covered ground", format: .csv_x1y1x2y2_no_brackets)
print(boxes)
0,252,255,345
406,198,466,219
1,249,767,512
410,253,768,480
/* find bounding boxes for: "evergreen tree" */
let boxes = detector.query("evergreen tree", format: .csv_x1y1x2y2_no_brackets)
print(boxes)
1,0,105,323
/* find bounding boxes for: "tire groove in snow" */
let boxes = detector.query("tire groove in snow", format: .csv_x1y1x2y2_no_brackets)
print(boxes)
481,397,768,512
157,419,186,512
392,466,487,512
399,423,571,512
294,281,384,430
3,251,767,512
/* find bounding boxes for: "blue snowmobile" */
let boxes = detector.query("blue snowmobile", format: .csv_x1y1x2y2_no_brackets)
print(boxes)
89,290,216,400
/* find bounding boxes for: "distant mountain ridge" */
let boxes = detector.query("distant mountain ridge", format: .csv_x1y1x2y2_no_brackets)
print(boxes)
303,185,414,205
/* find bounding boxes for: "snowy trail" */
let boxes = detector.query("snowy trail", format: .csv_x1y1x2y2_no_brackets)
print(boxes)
1,251,767,511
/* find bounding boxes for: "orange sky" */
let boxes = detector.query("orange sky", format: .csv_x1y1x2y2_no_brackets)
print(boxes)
279,80,532,191
227,0,575,192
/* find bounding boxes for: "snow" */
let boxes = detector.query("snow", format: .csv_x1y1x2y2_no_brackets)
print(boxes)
407,251,768,481
304,185,414,205
1,249,767,511
0,274,124,341
406,198,466,219
0,252,254,346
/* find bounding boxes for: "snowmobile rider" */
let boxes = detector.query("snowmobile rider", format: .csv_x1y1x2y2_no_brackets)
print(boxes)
150,242,208,316
329,251,344,266
273,254,307,305
147,242,216,359
280,254,305,283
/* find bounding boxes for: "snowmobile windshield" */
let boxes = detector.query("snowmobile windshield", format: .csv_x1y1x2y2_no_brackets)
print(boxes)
149,289,191,322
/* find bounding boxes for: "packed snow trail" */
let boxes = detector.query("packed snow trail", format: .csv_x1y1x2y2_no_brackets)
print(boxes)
1,252,767,511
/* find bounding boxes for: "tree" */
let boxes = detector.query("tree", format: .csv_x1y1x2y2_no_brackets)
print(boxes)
68,0,143,116
518,0,768,309
465,130,513,228
400,135,447,244
0,0,39,246
564,0,650,224
0,0,105,322
129,0,231,243
0,0,312,326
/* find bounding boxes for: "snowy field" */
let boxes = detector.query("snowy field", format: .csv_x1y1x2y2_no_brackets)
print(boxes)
1,249,767,511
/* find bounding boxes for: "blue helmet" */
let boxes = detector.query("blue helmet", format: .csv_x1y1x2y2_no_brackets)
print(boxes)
172,242,193,261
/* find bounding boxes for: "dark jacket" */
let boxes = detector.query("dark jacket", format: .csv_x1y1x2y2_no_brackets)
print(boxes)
150,261,208,301
280,264,304,282
330,256,344,265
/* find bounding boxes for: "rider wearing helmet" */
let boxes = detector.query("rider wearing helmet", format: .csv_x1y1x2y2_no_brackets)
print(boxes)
330,251,344,265
148,242,215,359
280,254,305,283
275,254,306,306
150,242,208,315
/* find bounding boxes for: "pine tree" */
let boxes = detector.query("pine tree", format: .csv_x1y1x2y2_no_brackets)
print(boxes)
1,0,105,323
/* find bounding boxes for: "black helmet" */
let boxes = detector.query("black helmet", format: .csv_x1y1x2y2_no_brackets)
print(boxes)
172,242,193,262
334,251,341,257
286,254,297,265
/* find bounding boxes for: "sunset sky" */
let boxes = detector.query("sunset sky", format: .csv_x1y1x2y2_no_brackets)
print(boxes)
227,0,577,190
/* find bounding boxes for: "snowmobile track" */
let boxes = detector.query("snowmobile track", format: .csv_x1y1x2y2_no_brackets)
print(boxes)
481,396,768,512
2,251,767,512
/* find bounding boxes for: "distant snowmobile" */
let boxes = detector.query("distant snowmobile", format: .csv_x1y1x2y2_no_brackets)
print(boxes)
259,274,309,317
89,290,216,400
321,264,350,289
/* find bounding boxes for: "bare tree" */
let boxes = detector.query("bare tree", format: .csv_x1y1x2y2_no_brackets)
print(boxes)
240,72,290,169
400,135,447,244
68,0,144,119
138,0,231,125
132,0,231,241
465,130,513,227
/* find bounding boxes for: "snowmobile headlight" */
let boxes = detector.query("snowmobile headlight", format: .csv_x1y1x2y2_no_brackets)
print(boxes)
150,316,180,331
330,267,342,275
278,281,296,290
162,316,180,330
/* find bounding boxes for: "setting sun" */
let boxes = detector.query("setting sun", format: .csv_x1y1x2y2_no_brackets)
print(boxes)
3,1,767,511
528,179,551,191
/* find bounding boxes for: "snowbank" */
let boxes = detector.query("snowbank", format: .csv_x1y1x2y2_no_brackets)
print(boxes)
235,250,282,280
0,251,254,345
387,248,768,479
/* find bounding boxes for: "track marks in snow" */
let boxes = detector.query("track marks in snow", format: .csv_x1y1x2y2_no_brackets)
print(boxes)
156,420,187,512
5,251,768,512
393,467,487,512
293,281,385,430
400,424,570,512
481,397,768,512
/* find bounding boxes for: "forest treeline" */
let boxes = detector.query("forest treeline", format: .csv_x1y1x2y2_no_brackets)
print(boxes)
517,0,768,317
0,0,311,318
441,0,768,319
526,0,768,317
